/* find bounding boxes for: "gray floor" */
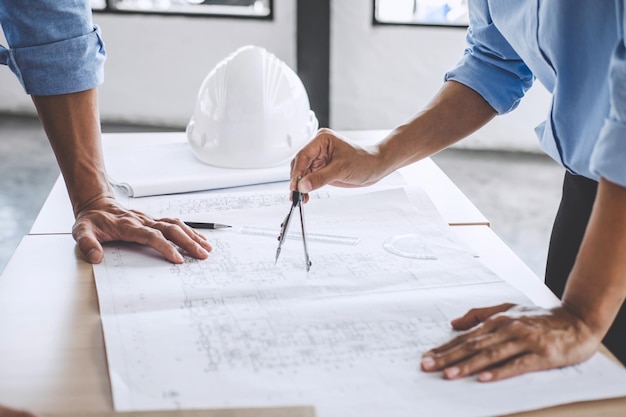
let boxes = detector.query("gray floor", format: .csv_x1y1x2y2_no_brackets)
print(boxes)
0,114,565,278
0,115,59,274
431,149,564,279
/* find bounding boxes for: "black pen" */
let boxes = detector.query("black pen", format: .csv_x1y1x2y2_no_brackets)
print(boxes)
184,222,232,229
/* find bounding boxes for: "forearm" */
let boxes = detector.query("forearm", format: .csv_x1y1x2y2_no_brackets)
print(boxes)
291,81,497,194
32,88,113,217
31,89,212,264
562,178,626,339
376,80,497,176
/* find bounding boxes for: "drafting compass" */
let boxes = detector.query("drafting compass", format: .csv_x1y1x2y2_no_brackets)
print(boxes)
275,189,312,271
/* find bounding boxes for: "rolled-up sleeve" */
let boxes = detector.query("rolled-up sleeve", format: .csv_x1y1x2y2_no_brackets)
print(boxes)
0,1,106,96
590,3,626,187
445,1,534,115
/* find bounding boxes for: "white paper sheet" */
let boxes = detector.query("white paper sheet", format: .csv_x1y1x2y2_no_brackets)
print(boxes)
115,171,407,219
93,188,626,416
104,140,291,197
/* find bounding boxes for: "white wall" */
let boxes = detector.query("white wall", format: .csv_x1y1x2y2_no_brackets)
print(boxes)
330,0,551,152
0,0,551,152
0,0,296,127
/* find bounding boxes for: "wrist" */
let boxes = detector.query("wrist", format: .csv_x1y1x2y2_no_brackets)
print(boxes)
73,191,116,218
553,303,604,346
62,168,114,217
562,289,622,341
374,129,414,176
557,302,607,348
363,142,392,181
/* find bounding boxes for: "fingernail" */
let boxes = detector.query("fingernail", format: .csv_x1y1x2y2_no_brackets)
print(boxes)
444,367,460,379
298,179,312,193
478,372,492,382
198,247,209,257
421,356,436,370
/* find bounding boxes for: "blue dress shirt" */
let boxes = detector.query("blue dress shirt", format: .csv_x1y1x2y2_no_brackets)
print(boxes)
0,0,106,96
445,0,626,188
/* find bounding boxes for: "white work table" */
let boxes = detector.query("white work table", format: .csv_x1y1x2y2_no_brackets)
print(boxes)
2,131,625,416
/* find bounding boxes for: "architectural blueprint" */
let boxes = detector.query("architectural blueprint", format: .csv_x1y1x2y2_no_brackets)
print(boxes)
93,188,626,416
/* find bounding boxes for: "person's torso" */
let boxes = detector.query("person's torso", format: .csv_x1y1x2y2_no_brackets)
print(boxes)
486,0,622,179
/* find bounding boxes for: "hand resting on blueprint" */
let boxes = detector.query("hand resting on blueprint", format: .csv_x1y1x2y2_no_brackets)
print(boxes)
0,404,38,417
419,303,600,382
420,178,626,381
72,195,212,264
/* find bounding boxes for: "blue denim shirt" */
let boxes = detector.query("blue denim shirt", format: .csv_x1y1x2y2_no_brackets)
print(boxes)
446,0,626,188
0,0,106,96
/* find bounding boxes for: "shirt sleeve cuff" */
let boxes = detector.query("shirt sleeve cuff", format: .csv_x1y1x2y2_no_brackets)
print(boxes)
445,53,533,115
7,26,106,96
590,118,626,187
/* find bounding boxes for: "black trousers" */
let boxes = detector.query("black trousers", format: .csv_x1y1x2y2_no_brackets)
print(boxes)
545,171,626,364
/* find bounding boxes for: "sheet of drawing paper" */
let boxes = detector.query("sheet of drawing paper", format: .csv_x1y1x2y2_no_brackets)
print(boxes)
93,189,626,416
115,171,407,220
103,140,291,197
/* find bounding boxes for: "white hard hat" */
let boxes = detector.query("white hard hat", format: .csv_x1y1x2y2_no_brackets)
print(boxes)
186,45,318,168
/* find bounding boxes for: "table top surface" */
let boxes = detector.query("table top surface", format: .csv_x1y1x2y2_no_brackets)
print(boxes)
3,132,625,416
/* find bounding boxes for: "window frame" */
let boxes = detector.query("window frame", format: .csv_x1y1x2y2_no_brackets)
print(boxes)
92,0,274,20
372,0,468,29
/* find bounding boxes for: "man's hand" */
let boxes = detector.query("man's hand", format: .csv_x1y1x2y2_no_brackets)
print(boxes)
0,405,38,417
420,303,601,382
290,128,383,201
72,195,212,264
